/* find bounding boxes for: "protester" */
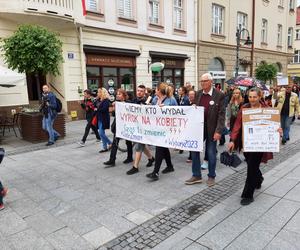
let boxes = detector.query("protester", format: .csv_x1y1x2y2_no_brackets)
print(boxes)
40,84,60,146
186,90,197,163
78,89,100,146
227,88,243,131
276,84,299,144
184,81,193,91
228,88,282,205
185,73,225,186
126,85,155,175
95,88,112,153
146,83,177,181
103,89,133,167
178,86,190,106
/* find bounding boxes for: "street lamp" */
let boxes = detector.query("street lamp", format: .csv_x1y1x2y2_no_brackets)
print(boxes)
235,24,252,78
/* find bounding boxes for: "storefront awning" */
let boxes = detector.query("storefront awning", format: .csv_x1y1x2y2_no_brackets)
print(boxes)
149,51,189,60
83,45,140,56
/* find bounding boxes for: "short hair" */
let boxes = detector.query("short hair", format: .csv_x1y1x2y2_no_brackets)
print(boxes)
138,84,146,89
249,87,262,97
84,89,92,95
201,73,213,81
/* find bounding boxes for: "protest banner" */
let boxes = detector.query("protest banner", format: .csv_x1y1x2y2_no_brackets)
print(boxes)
115,102,204,152
242,108,280,152
277,76,288,86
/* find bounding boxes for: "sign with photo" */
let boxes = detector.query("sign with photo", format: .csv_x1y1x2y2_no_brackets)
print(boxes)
242,108,280,152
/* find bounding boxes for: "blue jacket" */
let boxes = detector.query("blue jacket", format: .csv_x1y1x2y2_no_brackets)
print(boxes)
41,92,57,119
152,96,178,106
96,98,110,129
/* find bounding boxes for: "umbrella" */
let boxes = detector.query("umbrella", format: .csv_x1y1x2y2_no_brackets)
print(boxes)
234,76,268,90
225,77,236,85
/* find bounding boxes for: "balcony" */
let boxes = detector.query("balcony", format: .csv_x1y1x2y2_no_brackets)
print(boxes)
23,0,74,18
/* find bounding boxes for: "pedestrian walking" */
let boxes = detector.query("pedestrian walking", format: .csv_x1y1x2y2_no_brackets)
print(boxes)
185,73,225,186
228,88,282,205
77,89,100,146
276,84,299,144
95,88,112,153
103,89,133,167
146,82,177,181
40,84,60,146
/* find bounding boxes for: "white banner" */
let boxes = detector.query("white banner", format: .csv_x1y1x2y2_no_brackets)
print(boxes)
115,103,204,152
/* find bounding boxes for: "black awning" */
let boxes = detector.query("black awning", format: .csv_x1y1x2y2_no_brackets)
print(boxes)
83,45,140,56
149,51,189,59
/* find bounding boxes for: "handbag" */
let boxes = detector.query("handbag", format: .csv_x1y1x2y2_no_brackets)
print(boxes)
220,151,242,168
91,115,97,127
0,148,5,164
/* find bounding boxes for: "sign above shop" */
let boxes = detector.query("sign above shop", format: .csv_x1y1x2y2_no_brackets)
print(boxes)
209,71,226,79
86,54,136,67
232,71,248,77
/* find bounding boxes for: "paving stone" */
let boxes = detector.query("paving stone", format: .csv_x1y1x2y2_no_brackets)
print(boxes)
125,209,153,225
9,197,43,218
264,229,300,250
284,209,300,233
7,228,55,250
46,227,94,250
0,211,28,237
83,226,116,248
185,242,210,250
284,183,300,202
264,178,299,197
24,211,65,236
50,186,83,202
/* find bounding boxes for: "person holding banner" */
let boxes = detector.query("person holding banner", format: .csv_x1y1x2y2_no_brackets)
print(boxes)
228,88,282,206
146,83,177,181
126,85,155,175
103,89,133,167
185,73,225,186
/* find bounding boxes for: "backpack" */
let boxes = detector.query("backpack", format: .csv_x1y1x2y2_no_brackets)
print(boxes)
55,97,62,113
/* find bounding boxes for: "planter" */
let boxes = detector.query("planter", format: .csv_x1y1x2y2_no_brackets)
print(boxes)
20,112,65,142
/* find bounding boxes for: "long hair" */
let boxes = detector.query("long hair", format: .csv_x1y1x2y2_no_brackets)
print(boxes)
157,82,173,98
117,88,128,101
98,88,109,100
230,88,243,104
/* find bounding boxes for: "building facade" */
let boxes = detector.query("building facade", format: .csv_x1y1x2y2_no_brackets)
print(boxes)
198,0,296,88
0,0,197,118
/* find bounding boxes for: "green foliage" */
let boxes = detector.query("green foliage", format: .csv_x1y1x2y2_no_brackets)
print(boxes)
255,62,278,83
1,24,63,75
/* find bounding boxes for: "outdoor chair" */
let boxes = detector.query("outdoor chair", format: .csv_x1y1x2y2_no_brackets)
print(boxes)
2,113,21,137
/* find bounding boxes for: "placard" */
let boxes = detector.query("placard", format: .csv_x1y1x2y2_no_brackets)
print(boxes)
242,108,280,152
277,76,288,86
115,103,204,152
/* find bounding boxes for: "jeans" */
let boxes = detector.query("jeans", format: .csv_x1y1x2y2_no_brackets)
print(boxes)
242,152,263,199
81,118,100,142
98,121,111,150
191,151,201,177
42,116,60,143
205,139,217,178
0,180,3,204
281,115,293,140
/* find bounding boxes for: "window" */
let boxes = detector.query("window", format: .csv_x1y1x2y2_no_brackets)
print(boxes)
296,29,300,40
277,24,282,46
86,0,100,12
118,0,133,19
293,50,300,63
288,27,293,47
149,0,160,24
174,0,183,29
237,12,248,39
212,4,224,35
278,0,284,7
261,19,268,43
289,0,295,10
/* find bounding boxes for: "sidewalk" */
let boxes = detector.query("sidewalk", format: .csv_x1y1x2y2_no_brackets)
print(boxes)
0,121,299,249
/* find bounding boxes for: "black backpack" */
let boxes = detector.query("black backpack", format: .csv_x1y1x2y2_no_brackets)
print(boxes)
55,97,62,113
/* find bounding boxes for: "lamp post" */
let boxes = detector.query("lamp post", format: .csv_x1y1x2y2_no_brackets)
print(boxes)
235,24,253,78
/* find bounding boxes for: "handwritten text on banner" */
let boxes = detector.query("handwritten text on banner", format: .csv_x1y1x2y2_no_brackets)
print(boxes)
115,103,204,152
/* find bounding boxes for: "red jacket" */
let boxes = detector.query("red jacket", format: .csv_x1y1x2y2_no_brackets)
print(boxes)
230,102,273,163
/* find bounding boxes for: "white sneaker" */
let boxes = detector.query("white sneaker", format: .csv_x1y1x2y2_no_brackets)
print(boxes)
77,141,85,147
201,161,208,170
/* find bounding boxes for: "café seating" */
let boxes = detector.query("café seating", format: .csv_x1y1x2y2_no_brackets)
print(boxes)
1,113,21,137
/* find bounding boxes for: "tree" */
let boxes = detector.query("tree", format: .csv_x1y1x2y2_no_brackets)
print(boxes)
1,24,63,99
255,62,278,85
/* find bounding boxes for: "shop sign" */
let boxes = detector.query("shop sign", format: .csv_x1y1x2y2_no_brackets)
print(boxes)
209,71,226,79
108,79,114,86
108,87,115,95
87,54,136,67
232,71,248,77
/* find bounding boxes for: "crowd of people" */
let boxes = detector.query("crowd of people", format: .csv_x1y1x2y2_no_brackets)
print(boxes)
0,74,299,210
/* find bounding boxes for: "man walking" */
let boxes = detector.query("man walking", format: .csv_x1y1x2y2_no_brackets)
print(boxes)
185,73,225,187
276,84,299,144
78,89,100,146
40,84,60,146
